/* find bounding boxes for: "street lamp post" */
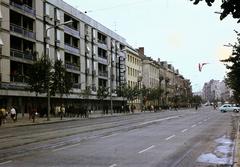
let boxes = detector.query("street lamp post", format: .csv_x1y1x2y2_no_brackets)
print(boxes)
44,20,73,121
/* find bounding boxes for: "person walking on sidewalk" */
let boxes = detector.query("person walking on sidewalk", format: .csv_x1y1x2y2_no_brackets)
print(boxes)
60,104,65,120
10,106,17,122
0,107,4,126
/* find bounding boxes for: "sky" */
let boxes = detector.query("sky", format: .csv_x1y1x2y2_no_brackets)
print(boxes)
63,0,239,92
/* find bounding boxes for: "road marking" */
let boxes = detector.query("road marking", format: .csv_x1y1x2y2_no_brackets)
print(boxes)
138,115,180,126
138,145,155,154
53,143,81,152
191,124,196,128
198,122,202,124
101,133,118,139
0,160,12,165
109,164,117,167
165,135,176,140
181,129,188,133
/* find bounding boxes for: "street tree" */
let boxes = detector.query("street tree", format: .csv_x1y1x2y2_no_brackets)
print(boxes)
140,85,151,108
221,32,240,103
81,86,92,109
116,84,139,104
97,86,109,114
26,54,52,96
51,59,73,98
190,0,240,23
26,56,73,118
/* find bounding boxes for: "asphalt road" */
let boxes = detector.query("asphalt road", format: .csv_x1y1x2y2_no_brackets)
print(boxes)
0,107,236,167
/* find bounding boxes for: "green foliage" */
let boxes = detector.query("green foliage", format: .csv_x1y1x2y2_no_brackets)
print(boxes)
190,95,202,104
190,0,240,23
140,85,164,102
81,86,92,98
26,55,52,95
51,59,73,97
116,84,140,101
26,56,73,97
221,32,240,103
97,86,109,100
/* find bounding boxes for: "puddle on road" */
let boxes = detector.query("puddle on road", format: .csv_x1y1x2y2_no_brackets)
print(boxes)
197,136,234,166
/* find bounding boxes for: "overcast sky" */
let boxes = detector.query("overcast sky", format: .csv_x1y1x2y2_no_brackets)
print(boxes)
63,0,239,92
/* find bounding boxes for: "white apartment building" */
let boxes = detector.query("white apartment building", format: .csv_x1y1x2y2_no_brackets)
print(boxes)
0,0,127,113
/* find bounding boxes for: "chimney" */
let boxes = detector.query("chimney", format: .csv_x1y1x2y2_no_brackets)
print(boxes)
138,47,144,56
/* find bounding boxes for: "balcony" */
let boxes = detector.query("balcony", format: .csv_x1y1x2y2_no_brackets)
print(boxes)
10,74,25,83
10,24,36,40
64,43,80,55
64,25,80,38
98,56,108,65
10,49,36,61
72,83,81,89
99,71,108,78
65,63,80,71
10,1,36,17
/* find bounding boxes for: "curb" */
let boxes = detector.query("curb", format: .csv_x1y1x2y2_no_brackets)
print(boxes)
234,117,240,167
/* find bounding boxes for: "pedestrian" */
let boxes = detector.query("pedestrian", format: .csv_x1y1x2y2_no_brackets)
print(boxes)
60,104,65,120
131,104,134,114
31,106,37,123
10,106,17,122
1,107,7,124
195,104,198,110
0,107,3,126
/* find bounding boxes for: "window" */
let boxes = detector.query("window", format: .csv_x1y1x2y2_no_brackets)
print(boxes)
97,32,107,44
45,3,50,16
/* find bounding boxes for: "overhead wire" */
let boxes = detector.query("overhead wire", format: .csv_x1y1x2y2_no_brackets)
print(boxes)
84,0,157,13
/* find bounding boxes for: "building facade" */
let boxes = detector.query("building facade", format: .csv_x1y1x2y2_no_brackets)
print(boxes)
0,0,127,113
126,46,142,110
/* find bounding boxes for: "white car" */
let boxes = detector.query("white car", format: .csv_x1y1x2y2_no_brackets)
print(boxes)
219,104,240,113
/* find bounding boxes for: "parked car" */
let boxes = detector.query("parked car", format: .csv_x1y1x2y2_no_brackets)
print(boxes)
219,104,240,113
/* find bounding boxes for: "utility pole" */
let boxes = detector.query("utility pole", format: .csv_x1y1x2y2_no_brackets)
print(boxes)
43,7,73,120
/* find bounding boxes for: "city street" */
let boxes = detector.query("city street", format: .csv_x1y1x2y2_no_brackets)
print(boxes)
0,107,237,167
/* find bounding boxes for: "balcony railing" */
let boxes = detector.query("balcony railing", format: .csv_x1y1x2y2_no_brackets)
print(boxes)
10,49,36,61
72,83,81,89
65,63,80,71
10,74,25,83
10,1,36,16
10,24,36,40
64,25,80,38
99,71,108,78
64,43,80,55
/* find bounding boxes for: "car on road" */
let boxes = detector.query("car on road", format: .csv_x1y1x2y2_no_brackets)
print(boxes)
219,104,240,113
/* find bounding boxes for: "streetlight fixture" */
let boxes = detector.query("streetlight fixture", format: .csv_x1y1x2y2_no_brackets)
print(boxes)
44,20,73,121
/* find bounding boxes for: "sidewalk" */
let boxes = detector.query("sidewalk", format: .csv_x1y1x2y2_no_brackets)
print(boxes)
0,108,191,128
0,110,150,128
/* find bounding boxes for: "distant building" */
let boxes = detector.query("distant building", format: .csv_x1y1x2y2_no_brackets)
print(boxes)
202,80,232,102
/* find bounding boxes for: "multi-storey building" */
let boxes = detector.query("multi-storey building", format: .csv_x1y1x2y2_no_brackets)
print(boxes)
0,0,127,113
137,47,191,107
126,45,142,110
202,79,232,102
